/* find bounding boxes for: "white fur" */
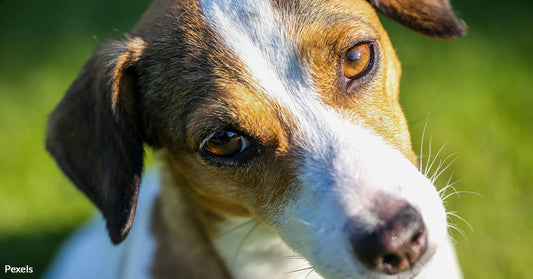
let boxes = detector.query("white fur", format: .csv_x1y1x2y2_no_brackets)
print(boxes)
199,0,314,122
44,171,159,279
213,217,323,279
201,0,460,278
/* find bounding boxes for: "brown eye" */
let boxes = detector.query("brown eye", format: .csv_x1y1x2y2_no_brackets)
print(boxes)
203,131,249,157
343,43,372,80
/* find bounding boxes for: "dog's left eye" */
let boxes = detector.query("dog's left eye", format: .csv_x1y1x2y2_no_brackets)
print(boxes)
202,131,250,158
344,42,373,80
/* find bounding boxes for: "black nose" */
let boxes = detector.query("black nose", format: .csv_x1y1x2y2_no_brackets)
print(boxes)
352,205,428,275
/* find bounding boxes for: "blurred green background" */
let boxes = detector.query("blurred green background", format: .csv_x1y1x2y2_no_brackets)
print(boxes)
0,1,531,278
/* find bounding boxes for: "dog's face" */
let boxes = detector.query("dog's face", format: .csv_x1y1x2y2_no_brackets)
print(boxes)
47,0,466,278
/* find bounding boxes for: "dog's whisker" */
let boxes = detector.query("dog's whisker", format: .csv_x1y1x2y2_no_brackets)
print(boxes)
426,143,448,178
447,223,468,241
423,136,434,176
443,190,482,201
217,219,257,238
447,211,474,232
230,222,259,269
438,182,460,199
419,114,430,172
305,268,316,279
431,152,456,179
441,171,458,194
446,170,456,186
438,179,460,194
296,218,312,227
285,266,314,275
448,235,458,245
442,190,462,201
267,255,306,261
438,171,460,198
430,153,459,183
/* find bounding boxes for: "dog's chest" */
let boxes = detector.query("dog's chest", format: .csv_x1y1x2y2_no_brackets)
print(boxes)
213,218,323,279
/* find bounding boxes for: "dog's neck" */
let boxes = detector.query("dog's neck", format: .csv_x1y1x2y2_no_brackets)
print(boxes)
149,157,231,279
151,151,319,279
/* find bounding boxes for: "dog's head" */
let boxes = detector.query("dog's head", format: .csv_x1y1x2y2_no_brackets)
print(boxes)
47,0,465,277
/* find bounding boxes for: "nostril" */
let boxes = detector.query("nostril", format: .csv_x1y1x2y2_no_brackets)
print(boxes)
410,231,426,250
351,205,428,275
382,253,404,270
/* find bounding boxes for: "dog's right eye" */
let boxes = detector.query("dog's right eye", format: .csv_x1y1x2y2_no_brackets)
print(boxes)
202,131,250,158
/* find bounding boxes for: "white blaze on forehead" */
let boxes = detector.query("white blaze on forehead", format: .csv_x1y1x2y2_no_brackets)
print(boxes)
199,0,322,128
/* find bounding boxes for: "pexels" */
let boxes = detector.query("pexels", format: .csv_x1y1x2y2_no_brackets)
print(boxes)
4,265,33,274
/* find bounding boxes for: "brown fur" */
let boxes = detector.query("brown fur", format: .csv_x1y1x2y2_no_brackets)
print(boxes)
282,0,415,161
150,165,232,278
367,0,467,39
46,0,466,277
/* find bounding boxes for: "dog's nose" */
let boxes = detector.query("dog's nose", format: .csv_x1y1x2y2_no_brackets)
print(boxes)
352,205,428,275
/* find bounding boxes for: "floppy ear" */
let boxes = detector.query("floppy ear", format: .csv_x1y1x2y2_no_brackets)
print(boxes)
367,0,467,39
47,37,147,244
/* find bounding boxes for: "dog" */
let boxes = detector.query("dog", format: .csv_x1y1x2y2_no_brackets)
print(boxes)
45,0,466,278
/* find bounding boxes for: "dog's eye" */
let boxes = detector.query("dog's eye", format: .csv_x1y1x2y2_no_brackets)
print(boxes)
203,131,250,158
344,43,373,80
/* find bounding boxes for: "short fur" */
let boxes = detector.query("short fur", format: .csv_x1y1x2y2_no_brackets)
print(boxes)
46,0,466,278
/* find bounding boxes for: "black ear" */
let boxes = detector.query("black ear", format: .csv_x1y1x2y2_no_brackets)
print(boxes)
47,37,147,244
367,0,467,39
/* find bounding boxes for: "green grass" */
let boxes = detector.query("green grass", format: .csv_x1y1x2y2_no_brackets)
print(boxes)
0,1,152,277
0,1,532,278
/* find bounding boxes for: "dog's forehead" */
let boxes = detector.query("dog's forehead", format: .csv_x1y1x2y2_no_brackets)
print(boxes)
199,0,309,100
187,0,413,158
197,0,377,86
197,0,376,115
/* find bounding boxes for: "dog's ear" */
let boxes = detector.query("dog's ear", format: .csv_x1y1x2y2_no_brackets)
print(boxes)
367,0,467,39
47,37,147,244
